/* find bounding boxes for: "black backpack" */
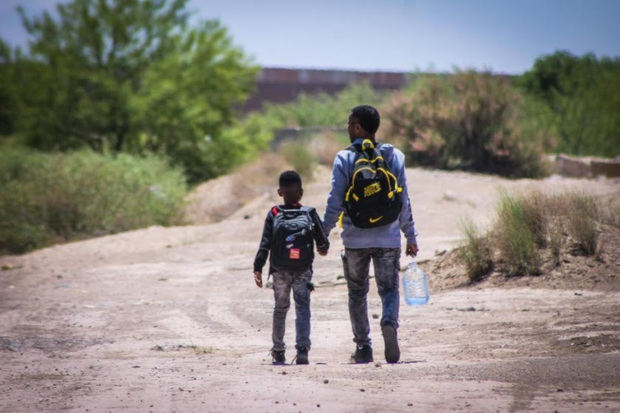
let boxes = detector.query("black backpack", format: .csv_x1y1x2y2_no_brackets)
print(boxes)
270,206,315,269
344,139,403,228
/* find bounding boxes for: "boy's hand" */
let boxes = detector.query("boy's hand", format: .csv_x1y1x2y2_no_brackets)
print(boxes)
253,271,263,288
317,245,329,256
406,242,418,257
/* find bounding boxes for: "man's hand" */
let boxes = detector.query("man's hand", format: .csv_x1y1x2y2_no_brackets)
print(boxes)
253,271,263,288
406,242,418,257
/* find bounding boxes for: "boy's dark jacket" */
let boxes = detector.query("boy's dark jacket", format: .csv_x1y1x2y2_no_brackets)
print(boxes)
253,203,330,274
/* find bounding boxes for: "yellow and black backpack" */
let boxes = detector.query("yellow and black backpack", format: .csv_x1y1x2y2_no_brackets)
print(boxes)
344,139,403,228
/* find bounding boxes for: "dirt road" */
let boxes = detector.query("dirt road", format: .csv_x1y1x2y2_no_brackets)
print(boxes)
1,168,619,412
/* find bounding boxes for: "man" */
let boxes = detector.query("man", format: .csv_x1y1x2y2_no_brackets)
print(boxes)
323,105,418,364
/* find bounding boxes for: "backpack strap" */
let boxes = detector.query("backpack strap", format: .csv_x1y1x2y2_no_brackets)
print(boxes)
271,206,280,216
348,139,382,155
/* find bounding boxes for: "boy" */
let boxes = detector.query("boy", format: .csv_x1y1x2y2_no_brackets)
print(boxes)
253,170,329,365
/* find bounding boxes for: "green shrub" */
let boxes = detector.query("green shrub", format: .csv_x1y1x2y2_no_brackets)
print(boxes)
0,149,187,254
264,81,385,128
381,71,553,177
494,192,541,276
278,141,316,181
458,218,493,282
521,51,620,157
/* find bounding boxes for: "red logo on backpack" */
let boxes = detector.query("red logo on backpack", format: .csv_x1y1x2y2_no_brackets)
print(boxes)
289,248,300,259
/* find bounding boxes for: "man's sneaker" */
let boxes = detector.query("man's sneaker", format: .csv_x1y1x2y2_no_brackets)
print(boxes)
271,349,285,365
295,347,309,365
381,324,400,363
350,344,373,363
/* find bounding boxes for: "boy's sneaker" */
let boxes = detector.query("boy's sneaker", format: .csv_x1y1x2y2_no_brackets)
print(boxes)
295,347,309,365
381,324,400,363
351,344,373,363
271,349,286,365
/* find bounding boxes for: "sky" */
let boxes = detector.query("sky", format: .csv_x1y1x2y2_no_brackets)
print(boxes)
1,0,619,74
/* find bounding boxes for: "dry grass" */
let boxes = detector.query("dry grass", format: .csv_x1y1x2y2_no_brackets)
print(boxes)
458,218,493,282
494,191,542,276
185,153,291,224
521,191,548,247
231,153,292,197
548,220,564,267
185,131,348,225
564,193,599,255
311,131,349,165
460,190,605,280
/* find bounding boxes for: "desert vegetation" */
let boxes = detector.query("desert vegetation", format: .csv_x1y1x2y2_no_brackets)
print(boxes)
381,71,555,177
0,149,186,254
458,190,615,282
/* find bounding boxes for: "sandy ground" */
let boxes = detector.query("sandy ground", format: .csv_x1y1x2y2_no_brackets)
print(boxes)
1,167,619,412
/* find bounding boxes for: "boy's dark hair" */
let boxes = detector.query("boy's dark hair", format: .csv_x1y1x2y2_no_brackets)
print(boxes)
351,105,380,135
279,170,302,188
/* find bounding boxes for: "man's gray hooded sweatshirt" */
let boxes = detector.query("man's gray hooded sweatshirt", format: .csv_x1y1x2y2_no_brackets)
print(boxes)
322,138,418,248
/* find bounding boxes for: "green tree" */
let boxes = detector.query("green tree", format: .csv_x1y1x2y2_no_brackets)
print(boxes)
0,38,19,137
521,51,620,157
7,0,258,181
131,20,259,181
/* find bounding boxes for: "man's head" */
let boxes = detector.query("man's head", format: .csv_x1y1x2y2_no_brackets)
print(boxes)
277,170,303,205
348,105,380,142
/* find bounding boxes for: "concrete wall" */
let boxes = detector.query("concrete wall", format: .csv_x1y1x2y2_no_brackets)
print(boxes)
553,154,620,178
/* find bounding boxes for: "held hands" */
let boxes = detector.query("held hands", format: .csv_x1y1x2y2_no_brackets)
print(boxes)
253,271,263,288
406,242,419,257
317,243,329,256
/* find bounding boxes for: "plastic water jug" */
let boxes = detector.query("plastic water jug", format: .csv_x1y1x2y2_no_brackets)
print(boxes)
402,261,430,305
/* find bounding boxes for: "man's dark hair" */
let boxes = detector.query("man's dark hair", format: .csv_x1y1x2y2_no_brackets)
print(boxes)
279,170,302,188
351,105,380,135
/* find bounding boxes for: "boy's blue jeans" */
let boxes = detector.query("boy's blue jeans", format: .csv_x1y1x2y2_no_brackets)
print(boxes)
271,268,313,351
343,248,400,346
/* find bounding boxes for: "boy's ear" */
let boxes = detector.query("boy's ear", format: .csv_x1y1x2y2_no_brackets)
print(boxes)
277,188,283,197
299,187,304,198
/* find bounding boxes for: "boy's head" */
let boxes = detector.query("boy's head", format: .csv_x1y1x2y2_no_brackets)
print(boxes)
348,105,380,141
278,170,303,205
